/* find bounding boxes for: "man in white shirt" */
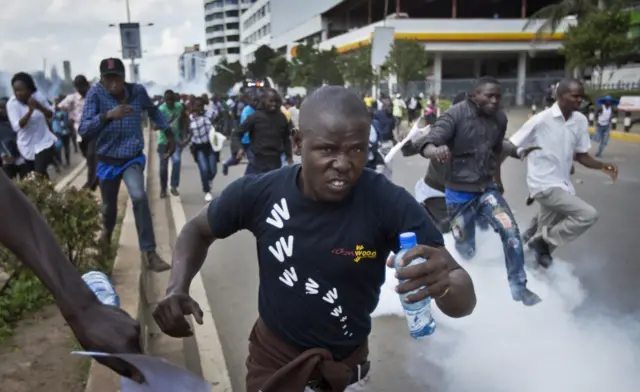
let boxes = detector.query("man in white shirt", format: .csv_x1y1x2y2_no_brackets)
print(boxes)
593,97,613,157
509,78,618,268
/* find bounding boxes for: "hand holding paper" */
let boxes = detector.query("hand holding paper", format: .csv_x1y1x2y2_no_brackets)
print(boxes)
73,352,211,392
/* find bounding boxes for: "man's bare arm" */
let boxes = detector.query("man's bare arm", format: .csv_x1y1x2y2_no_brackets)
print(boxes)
165,207,216,295
0,170,99,320
436,247,476,318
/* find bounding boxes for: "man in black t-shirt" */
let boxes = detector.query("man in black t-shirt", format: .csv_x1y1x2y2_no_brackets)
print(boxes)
153,86,477,392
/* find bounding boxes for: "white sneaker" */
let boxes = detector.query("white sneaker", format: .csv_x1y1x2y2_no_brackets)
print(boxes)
204,192,213,202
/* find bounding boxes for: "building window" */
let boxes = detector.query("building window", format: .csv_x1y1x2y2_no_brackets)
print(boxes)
228,47,240,54
226,10,239,17
226,22,239,30
227,35,240,42
226,0,238,5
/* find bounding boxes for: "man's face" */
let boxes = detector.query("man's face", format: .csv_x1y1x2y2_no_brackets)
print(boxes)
557,83,584,112
263,92,278,112
164,93,176,108
474,83,501,115
101,74,125,96
193,99,204,114
295,114,370,202
75,82,89,96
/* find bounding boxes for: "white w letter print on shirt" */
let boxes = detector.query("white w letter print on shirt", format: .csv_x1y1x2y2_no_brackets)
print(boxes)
279,267,298,287
265,198,290,229
268,236,294,262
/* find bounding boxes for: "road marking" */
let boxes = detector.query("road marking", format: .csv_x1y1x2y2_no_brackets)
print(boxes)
168,167,233,392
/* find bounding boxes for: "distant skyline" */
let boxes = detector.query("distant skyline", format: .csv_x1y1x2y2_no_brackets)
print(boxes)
0,0,205,85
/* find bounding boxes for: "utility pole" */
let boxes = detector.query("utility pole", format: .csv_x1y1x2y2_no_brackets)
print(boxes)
125,0,137,83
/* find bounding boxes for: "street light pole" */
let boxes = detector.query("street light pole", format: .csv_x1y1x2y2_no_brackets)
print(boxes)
125,0,136,82
109,0,153,84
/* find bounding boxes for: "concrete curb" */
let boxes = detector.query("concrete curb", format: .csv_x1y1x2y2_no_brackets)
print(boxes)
588,127,640,143
168,180,233,391
83,131,152,392
54,161,87,192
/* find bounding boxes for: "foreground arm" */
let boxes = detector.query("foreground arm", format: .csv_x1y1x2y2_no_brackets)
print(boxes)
0,170,98,318
154,177,253,337
166,208,216,295
0,170,142,378
383,182,476,318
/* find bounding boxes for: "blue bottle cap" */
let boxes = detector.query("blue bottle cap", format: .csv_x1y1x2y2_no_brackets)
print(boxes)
399,232,417,250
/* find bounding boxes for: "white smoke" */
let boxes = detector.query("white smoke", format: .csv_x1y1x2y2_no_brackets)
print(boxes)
373,228,640,392
140,73,210,98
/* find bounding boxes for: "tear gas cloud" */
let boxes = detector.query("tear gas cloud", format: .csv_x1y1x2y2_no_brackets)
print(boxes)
373,228,640,392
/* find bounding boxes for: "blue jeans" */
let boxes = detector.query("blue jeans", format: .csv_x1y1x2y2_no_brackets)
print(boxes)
157,143,181,191
195,148,218,193
593,124,610,156
100,163,156,252
447,188,527,292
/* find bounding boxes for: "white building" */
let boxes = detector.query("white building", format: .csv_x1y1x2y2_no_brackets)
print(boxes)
239,0,272,66
204,0,257,70
179,45,208,82
239,0,574,105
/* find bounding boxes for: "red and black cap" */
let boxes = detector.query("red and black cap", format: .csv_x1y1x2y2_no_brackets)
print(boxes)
99,58,125,76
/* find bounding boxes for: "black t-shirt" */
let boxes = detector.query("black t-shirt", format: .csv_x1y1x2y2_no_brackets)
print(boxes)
207,165,443,359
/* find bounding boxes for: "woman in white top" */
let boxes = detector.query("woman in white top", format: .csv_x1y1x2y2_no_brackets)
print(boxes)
6,73,58,178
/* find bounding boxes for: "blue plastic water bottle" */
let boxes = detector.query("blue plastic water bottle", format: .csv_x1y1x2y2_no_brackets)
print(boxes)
394,232,436,338
81,271,120,307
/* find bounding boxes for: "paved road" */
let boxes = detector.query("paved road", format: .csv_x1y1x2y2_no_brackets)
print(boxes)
177,114,640,392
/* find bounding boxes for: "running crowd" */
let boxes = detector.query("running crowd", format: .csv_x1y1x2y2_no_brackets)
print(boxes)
0,54,621,392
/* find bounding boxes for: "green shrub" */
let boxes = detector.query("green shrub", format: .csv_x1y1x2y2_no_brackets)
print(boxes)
0,175,106,342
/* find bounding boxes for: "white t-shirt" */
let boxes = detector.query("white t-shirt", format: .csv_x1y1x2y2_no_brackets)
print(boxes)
6,92,58,161
510,103,591,196
597,106,612,126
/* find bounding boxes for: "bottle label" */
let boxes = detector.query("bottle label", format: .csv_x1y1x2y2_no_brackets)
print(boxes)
404,306,432,333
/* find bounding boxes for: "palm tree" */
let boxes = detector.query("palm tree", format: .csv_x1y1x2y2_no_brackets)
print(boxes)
523,0,621,37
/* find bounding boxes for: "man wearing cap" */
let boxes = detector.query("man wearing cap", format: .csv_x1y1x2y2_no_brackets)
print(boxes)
79,58,175,272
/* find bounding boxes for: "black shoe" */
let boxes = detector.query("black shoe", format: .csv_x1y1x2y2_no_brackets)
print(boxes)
222,164,228,176
170,187,180,196
160,190,167,198
529,237,553,268
143,251,171,272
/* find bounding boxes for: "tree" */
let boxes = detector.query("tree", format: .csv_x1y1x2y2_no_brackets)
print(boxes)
289,42,324,88
384,40,429,90
289,43,344,88
210,59,244,95
337,46,374,91
247,45,277,79
268,56,291,94
523,0,635,38
560,8,639,88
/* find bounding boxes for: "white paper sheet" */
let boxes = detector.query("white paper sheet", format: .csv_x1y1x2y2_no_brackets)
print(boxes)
72,351,211,392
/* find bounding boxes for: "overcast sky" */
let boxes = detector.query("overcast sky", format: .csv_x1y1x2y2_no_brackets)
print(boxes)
0,0,204,86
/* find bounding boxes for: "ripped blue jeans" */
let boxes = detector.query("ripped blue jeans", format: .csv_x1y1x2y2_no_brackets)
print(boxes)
447,188,528,292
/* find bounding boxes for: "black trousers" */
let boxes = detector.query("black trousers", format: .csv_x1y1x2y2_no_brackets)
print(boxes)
80,138,98,189
24,145,56,178
423,197,451,233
